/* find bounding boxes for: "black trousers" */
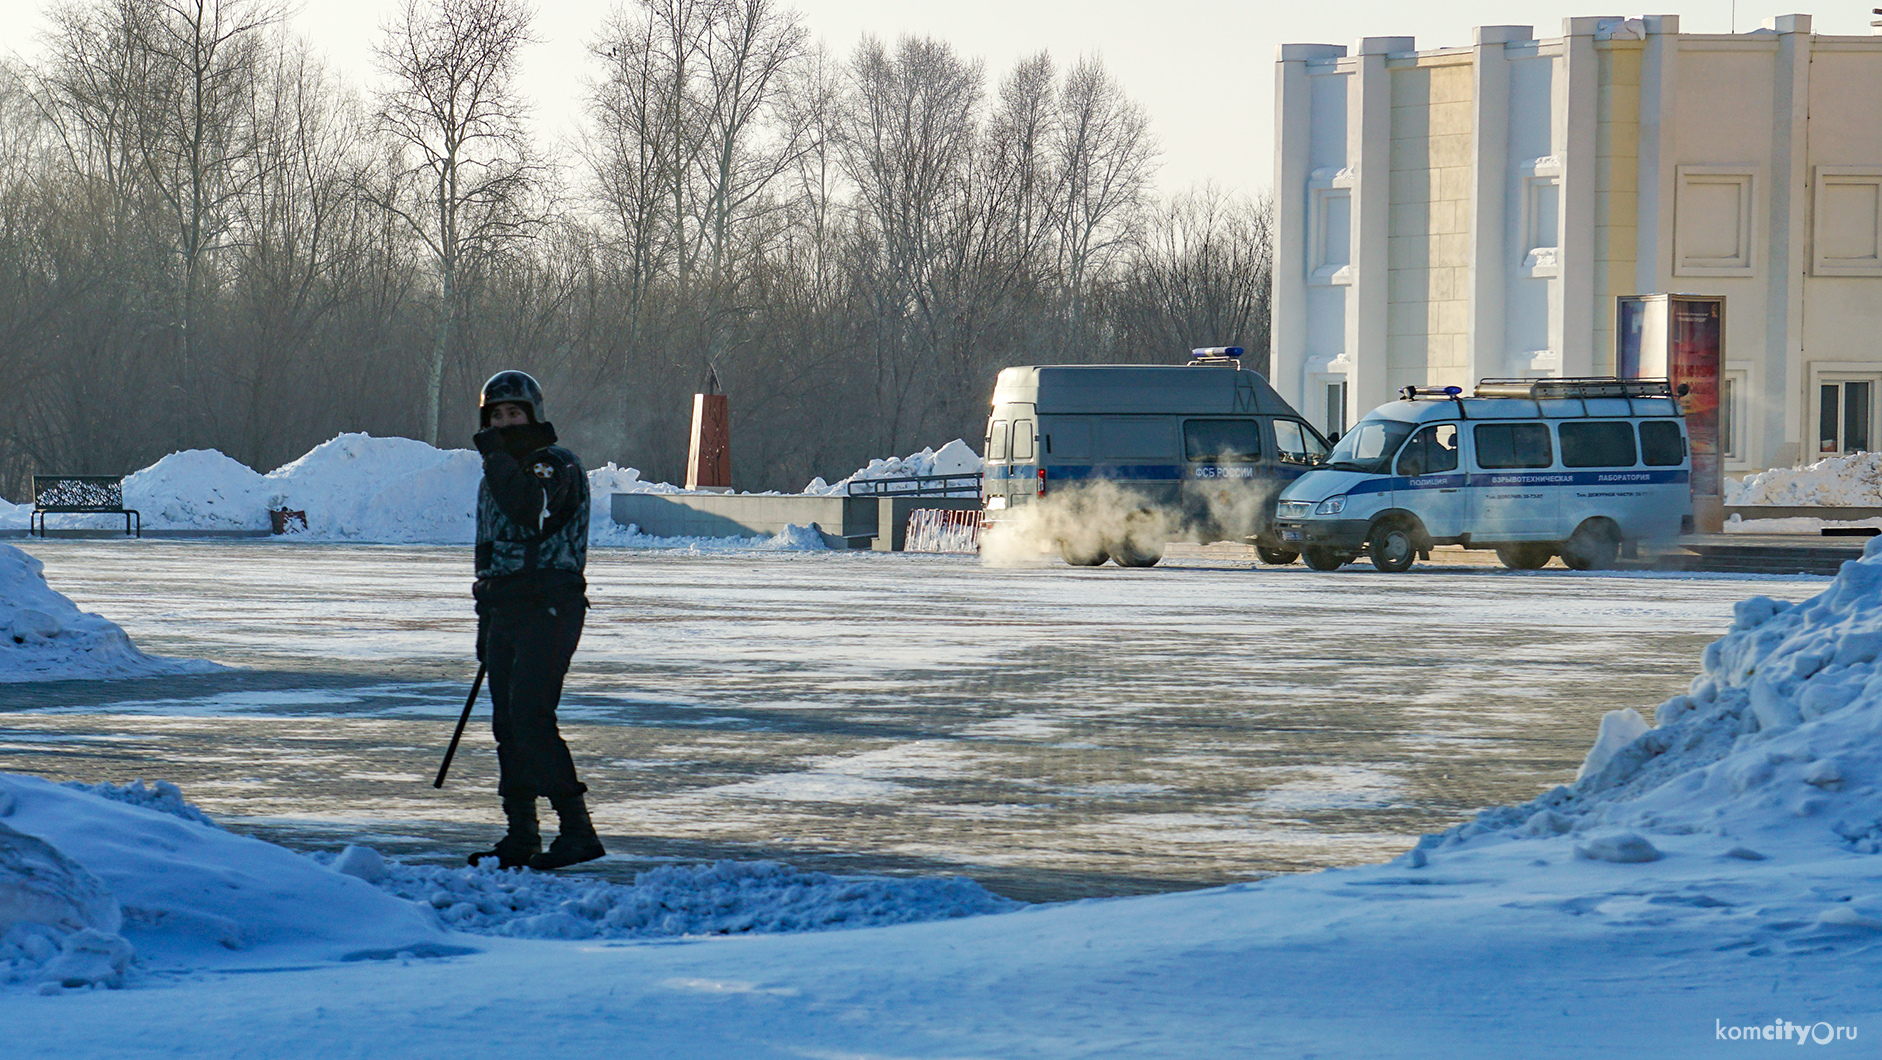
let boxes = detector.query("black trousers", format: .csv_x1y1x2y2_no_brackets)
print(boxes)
484,602,587,801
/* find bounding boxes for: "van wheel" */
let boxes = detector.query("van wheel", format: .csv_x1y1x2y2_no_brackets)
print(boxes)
1301,547,1345,571
1561,521,1620,571
1495,543,1553,570
1112,544,1162,567
1059,541,1110,566
1255,544,1299,565
1109,511,1164,567
1368,524,1417,573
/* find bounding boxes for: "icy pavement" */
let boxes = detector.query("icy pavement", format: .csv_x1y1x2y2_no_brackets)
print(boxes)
2,540,1826,900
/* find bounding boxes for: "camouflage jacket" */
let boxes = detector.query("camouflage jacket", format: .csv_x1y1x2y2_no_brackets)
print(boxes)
474,428,588,597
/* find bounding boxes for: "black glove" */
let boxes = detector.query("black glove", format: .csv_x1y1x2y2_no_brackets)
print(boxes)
475,615,490,663
473,427,505,457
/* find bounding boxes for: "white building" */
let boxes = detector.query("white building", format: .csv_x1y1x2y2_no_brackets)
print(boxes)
1271,13,1882,472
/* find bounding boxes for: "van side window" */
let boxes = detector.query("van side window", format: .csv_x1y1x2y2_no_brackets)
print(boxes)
1011,420,1035,461
1274,420,1330,465
988,420,1009,461
1639,421,1686,466
1183,419,1262,462
1474,423,1553,468
1396,424,1458,477
1558,421,1638,468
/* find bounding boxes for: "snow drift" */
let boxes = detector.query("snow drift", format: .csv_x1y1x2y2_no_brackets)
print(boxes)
1727,451,1882,507
5,435,982,545
1419,533,1882,878
0,544,217,683
1,773,451,991
804,439,981,496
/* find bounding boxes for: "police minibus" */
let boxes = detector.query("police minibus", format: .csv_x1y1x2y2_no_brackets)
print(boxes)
1270,377,1692,572
984,351,1333,566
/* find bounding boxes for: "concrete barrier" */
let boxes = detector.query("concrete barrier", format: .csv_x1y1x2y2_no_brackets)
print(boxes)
609,492,986,551
611,493,880,546
1726,505,1882,521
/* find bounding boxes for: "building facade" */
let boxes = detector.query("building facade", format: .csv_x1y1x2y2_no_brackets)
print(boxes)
1271,14,1882,472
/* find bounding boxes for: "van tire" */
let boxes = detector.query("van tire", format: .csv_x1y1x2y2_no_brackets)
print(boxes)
1495,543,1553,570
1255,544,1299,565
1059,541,1110,566
1109,511,1164,567
1561,521,1620,571
1112,546,1162,567
1368,523,1418,573
1301,547,1346,571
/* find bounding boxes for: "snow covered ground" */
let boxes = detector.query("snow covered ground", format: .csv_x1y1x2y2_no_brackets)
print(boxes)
4,539,1882,1053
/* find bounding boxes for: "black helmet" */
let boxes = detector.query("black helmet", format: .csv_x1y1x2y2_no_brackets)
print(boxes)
480,370,544,425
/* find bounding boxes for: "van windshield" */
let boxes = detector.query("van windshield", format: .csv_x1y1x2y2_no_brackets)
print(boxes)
1325,418,1416,474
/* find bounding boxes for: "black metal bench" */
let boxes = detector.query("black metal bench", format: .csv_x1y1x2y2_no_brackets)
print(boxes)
31,475,141,538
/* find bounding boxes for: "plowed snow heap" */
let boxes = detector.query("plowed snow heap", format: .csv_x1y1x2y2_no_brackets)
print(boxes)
1425,535,1882,876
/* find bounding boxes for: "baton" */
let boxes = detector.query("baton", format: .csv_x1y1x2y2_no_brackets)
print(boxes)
433,663,488,789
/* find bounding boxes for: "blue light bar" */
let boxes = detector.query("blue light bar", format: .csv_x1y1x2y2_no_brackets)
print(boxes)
1191,346,1245,357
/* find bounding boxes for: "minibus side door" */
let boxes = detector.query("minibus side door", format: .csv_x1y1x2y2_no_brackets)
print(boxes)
1393,423,1467,540
1469,421,1559,538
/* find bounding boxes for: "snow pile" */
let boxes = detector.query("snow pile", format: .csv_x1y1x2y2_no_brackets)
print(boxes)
0,772,452,992
59,779,220,829
1418,533,1882,873
122,450,271,531
804,439,981,496
259,434,481,543
0,544,217,683
1727,451,1882,506
349,854,1017,940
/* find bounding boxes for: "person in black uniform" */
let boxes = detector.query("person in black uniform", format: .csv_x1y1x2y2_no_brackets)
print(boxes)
468,370,604,871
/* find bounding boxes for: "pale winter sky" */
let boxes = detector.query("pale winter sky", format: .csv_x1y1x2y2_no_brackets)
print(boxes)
11,2,1879,200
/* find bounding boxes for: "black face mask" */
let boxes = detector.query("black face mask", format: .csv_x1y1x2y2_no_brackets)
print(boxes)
493,421,557,459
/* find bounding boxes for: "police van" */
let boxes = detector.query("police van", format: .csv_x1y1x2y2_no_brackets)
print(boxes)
984,351,1332,566
1270,377,1691,572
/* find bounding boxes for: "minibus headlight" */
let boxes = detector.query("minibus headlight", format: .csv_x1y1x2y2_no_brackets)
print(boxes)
1314,495,1347,516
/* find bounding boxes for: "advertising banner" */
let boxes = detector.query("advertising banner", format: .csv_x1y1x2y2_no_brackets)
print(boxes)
1668,296,1723,501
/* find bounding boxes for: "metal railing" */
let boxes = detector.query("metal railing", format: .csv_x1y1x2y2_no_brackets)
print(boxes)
845,473,982,498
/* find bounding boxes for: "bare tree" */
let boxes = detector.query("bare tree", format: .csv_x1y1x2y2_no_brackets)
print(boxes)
1112,187,1273,371
1054,56,1156,329
372,0,543,445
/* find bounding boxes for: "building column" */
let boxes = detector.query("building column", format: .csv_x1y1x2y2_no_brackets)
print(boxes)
1347,36,1411,414
1468,27,1530,384
1765,14,1812,469
1271,43,1346,410
1559,20,1602,376
1635,15,1680,298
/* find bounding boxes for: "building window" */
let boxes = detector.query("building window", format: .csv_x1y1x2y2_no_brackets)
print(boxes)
1819,380,1874,456
1521,173,1561,275
1325,380,1348,437
1310,187,1353,284
1719,370,1748,463
1812,167,1882,277
1674,166,1757,276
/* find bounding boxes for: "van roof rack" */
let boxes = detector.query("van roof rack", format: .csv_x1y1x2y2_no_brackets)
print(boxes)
1474,377,1677,400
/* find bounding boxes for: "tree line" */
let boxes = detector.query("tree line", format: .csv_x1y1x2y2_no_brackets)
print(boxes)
0,0,1272,498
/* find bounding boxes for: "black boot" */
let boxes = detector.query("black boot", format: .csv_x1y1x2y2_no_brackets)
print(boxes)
470,795,540,869
529,794,606,870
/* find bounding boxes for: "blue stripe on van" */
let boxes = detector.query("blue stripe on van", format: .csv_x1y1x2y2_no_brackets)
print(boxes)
1342,468,1690,496
1003,464,1304,483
